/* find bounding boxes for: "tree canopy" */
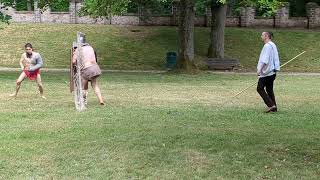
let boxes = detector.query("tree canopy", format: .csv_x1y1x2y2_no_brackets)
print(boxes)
79,0,228,18
1,0,319,16
0,0,69,12
79,0,131,18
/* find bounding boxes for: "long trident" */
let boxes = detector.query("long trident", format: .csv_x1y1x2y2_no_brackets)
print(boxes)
233,51,306,98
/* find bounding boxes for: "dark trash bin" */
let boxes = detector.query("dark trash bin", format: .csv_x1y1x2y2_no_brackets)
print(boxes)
166,51,177,70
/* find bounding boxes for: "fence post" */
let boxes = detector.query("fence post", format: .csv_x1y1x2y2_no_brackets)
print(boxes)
34,0,41,23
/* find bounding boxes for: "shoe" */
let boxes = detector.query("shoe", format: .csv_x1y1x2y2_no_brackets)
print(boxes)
9,93,17,97
271,107,277,112
100,102,105,106
265,106,277,113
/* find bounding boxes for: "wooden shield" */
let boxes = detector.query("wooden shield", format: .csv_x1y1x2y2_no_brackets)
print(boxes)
70,48,75,93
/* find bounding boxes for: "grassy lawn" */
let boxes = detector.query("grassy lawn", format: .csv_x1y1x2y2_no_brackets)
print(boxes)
0,23,319,72
0,71,319,179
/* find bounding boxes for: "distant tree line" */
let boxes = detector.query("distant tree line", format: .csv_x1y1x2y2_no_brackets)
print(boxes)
1,0,319,16
0,0,69,12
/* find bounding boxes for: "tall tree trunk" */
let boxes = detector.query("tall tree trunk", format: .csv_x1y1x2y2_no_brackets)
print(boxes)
177,0,197,72
27,0,32,11
207,4,227,59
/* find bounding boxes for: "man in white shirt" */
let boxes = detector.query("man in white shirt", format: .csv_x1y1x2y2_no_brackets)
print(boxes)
257,32,280,113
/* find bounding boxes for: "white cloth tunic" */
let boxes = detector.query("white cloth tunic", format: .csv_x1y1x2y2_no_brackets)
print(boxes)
257,41,280,78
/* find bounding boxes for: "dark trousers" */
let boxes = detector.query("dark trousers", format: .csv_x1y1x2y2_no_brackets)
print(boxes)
257,74,277,107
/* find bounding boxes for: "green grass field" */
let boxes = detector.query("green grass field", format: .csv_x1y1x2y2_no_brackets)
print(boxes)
0,71,319,179
0,23,319,72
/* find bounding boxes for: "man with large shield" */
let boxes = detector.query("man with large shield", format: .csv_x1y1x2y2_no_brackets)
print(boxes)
70,32,104,111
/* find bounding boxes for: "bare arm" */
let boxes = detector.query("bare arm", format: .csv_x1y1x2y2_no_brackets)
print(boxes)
19,54,25,70
72,50,77,65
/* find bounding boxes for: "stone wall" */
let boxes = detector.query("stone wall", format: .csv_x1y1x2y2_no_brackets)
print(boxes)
306,2,320,28
42,11,70,24
11,11,35,23
239,7,275,28
195,17,206,27
238,3,316,29
1,2,319,29
275,3,308,28
226,17,240,27
252,17,274,27
140,16,172,26
240,7,256,27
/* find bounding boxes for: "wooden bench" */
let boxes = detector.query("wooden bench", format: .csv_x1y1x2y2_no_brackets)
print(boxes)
206,58,240,70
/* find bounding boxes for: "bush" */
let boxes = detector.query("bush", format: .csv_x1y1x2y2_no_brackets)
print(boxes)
42,0,69,12
0,0,69,12
290,0,320,17
0,11,11,24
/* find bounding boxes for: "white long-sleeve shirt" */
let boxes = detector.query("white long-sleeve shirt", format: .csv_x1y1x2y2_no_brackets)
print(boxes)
257,41,280,78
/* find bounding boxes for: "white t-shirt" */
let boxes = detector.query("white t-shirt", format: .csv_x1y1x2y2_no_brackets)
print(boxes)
257,41,280,78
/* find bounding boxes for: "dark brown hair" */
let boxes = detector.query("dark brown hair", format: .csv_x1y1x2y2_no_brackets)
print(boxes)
266,32,274,39
25,43,33,58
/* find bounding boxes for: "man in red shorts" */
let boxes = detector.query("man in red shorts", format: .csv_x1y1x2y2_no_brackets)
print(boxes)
10,43,45,99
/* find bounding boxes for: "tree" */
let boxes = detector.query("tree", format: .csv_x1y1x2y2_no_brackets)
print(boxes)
127,0,173,15
27,0,32,11
41,0,69,12
0,1,12,24
207,0,227,59
176,0,197,72
0,11,11,24
80,0,133,18
289,0,320,17
238,0,283,17
80,0,200,71
79,0,225,72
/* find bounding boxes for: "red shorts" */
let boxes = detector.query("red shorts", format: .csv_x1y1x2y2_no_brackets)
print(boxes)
24,69,40,80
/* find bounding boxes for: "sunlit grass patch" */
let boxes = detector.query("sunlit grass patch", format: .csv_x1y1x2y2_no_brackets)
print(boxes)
0,71,319,178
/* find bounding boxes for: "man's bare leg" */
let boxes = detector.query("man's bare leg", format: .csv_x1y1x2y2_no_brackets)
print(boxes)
91,78,104,105
10,72,26,97
82,79,89,105
36,74,46,99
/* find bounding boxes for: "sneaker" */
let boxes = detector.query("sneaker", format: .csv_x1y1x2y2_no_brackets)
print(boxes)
265,106,277,113
271,107,278,112
9,93,17,97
